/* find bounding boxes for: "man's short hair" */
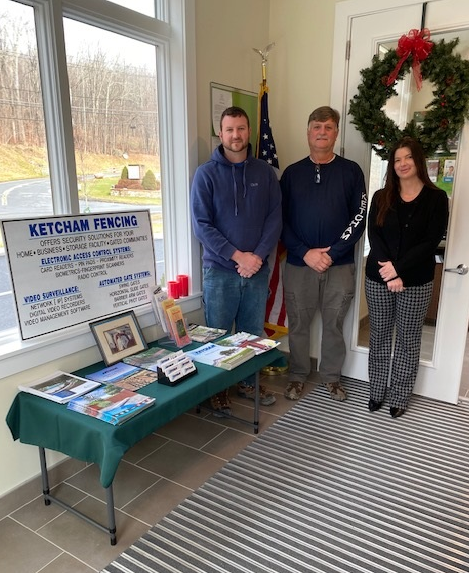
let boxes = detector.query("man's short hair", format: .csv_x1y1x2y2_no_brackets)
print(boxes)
308,106,340,127
220,106,250,130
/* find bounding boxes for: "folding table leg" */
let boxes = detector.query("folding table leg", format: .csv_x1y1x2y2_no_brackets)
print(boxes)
254,371,260,434
38,447,117,545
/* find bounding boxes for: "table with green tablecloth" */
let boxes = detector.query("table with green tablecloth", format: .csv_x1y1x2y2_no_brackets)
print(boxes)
6,341,283,544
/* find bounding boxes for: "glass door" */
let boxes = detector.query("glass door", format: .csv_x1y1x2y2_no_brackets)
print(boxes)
332,0,469,404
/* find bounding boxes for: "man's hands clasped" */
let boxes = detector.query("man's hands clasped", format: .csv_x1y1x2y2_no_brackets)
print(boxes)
232,250,263,278
303,247,332,273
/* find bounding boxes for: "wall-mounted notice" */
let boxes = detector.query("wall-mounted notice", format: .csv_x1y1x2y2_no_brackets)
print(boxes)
2,210,156,339
210,82,258,152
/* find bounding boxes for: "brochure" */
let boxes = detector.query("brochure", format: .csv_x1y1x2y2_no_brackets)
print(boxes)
18,371,101,404
150,285,171,334
165,304,192,347
85,362,140,384
187,324,227,343
67,384,155,425
112,369,159,391
123,347,184,372
216,332,281,355
185,342,255,370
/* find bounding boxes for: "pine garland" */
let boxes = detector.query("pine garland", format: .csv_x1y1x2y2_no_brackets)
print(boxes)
349,39,469,159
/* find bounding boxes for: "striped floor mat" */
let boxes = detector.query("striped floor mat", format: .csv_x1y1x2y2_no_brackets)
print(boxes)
102,380,469,573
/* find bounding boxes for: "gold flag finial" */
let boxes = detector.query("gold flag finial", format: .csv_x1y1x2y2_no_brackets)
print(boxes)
252,43,275,83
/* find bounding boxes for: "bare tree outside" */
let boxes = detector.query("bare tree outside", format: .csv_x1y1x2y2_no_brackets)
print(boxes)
0,0,164,333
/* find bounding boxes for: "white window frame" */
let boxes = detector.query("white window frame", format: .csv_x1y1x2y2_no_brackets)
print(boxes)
0,0,200,378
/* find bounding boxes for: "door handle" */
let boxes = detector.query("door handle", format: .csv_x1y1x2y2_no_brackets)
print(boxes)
444,264,468,275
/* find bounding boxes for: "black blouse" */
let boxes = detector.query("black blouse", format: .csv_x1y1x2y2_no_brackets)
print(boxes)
365,185,449,287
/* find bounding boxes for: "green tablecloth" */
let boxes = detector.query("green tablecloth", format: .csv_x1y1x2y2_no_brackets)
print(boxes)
6,342,283,488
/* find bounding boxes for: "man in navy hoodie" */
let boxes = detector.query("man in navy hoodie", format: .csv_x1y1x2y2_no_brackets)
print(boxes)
191,106,282,416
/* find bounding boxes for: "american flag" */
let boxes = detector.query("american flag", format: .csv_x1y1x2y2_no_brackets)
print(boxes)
256,83,287,339
256,84,279,170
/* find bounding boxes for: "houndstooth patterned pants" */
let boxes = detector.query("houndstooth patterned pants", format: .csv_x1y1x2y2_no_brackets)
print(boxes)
365,277,433,409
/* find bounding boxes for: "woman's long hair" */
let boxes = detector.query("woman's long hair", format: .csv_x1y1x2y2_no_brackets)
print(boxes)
375,137,440,226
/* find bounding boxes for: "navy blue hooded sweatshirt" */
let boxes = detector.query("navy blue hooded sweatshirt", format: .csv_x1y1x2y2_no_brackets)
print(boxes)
191,144,282,271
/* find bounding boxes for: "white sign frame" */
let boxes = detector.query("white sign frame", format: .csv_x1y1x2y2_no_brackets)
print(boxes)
2,210,156,339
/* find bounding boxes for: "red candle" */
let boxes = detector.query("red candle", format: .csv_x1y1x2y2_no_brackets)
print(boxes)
167,281,180,299
177,274,189,296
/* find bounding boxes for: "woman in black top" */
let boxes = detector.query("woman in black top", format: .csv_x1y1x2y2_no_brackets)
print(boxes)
365,137,449,418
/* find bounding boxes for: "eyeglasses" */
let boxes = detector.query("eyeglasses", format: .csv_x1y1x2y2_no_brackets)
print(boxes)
315,163,320,184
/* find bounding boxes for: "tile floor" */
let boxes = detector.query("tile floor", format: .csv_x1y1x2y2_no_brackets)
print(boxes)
3,336,468,573
0,370,320,573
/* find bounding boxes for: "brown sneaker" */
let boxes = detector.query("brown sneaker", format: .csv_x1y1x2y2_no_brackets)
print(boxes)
284,381,304,400
325,382,347,401
237,383,276,405
210,389,232,416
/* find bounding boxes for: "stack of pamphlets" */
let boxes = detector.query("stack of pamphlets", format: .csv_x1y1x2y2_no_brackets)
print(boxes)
86,359,161,391
156,351,197,385
67,384,155,425
187,324,227,343
149,285,171,334
216,332,281,355
185,342,255,370
18,371,101,404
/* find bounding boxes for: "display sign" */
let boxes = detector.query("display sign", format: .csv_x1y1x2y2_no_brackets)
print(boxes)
2,210,156,339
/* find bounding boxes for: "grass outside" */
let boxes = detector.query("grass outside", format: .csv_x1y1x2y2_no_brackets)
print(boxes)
80,177,163,236
0,144,158,180
0,144,164,238
80,176,160,205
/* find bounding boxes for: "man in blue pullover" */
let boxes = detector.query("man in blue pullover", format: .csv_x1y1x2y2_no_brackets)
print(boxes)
281,106,367,402
191,106,282,416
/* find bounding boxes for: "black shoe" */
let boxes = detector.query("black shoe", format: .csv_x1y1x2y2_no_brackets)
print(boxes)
390,407,405,418
368,399,382,412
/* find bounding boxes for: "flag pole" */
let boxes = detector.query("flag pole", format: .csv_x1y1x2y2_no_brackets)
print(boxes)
253,43,274,159
252,43,288,375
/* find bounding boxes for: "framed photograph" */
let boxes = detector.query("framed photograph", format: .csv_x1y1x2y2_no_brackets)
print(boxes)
89,311,147,366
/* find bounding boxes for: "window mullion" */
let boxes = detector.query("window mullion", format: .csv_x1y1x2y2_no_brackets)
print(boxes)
35,0,79,214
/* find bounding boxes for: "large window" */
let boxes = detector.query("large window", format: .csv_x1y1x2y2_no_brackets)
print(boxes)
102,0,155,17
0,0,197,372
0,1,51,330
63,19,164,282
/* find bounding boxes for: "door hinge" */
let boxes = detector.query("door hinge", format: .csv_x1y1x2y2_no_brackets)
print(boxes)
345,40,351,61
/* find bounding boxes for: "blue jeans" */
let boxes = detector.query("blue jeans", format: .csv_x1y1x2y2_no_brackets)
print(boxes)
203,266,270,386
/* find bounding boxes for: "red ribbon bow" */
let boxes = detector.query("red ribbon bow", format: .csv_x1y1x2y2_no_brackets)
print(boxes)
386,28,433,91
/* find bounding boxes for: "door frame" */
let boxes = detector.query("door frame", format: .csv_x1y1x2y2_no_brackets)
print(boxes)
330,0,469,403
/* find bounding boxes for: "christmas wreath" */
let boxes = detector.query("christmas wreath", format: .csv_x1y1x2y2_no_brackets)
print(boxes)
348,29,469,159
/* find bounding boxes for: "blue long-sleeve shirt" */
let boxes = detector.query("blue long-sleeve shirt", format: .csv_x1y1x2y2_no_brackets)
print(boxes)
191,144,282,271
281,155,367,266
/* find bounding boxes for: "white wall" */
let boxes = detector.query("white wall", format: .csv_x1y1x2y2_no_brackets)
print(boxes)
194,0,271,164
194,0,340,169
1,0,342,499
269,0,339,169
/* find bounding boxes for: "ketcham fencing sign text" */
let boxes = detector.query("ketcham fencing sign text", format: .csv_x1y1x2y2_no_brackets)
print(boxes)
2,210,156,339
